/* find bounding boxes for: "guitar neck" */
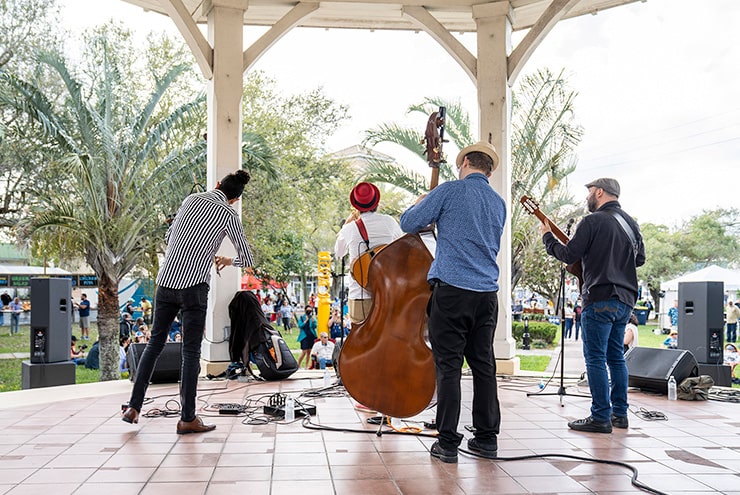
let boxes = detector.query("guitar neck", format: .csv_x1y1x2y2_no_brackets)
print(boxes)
531,209,570,244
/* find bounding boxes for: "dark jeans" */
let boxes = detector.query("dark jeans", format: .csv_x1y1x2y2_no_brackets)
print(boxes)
10,313,19,334
127,283,208,422
564,318,573,339
428,284,500,450
581,299,631,422
727,323,737,343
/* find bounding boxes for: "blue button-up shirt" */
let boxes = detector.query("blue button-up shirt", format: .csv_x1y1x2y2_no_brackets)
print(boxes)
400,173,506,292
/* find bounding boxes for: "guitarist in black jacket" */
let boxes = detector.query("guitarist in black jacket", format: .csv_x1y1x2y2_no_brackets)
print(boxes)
539,178,645,434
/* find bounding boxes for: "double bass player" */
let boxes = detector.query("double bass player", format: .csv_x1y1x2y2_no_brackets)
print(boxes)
400,142,505,463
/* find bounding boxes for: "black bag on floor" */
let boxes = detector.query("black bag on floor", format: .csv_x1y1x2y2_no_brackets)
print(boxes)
250,327,298,380
228,291,298,381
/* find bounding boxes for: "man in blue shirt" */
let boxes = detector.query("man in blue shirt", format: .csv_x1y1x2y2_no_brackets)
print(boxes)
78,293,91,341
400,141,505,463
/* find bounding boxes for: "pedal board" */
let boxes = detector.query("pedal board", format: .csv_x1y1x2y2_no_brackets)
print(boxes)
264,404,316,418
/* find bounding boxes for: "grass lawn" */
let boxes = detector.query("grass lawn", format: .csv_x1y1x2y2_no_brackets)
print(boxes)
0,322,124,392
517,354,550,372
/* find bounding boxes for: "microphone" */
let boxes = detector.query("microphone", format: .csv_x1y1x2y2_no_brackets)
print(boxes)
567,218,576,228
339,218,346,228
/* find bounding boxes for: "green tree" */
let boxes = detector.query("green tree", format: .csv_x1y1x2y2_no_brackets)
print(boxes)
676,209,740,268
1,28,273,380
637,223,686,314
240,72,352,299
0,0,64,231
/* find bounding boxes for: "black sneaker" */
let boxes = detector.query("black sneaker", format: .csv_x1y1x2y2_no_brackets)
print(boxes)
430,441,458,463
611,414,629,429
467,437,497,459
568,416,612,433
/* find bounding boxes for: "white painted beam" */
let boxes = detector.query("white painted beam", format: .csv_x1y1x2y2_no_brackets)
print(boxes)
402,5,477,85
242,2,320,72
163,0,214,79
508,0,580,83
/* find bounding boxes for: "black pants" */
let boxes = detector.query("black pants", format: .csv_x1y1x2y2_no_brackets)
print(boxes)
428,284,501,449
127,283,208,422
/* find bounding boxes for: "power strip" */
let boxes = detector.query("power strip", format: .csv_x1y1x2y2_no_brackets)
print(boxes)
219,404,243,415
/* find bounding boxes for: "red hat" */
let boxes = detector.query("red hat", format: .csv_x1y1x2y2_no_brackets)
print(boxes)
350,182,380,212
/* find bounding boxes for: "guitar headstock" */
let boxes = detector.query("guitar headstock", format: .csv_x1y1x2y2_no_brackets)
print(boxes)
520,195,540,215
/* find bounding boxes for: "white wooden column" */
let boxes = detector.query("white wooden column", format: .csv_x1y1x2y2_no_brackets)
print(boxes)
201,1,246,366
473,3,518,371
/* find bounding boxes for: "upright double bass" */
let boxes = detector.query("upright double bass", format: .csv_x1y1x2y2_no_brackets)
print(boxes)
339,108,446,418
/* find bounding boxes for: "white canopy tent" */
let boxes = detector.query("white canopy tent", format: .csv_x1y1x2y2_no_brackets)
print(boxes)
659,265,740,329
661,265,740,292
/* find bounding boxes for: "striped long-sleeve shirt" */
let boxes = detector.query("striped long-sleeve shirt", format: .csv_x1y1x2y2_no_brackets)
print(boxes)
157,189,253,289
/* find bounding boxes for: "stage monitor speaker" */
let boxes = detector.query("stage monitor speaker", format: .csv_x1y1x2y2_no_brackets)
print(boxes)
678,281,724,364
625,347,698,394
127,342,181,384
30,277,72,363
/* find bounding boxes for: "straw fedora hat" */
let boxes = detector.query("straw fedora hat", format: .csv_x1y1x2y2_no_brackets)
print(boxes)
456,142,500,171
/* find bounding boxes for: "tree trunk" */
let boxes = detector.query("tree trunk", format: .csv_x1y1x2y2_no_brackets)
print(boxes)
97,276,120,381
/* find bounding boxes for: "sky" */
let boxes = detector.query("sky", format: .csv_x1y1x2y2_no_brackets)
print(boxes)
59,0,740,228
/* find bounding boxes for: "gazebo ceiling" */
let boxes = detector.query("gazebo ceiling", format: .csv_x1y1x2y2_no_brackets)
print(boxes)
122,0,639,33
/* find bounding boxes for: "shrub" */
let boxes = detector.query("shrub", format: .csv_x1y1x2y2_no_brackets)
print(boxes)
512,320,558,346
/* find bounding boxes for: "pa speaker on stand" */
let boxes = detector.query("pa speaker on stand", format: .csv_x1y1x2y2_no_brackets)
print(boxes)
677,281,724,364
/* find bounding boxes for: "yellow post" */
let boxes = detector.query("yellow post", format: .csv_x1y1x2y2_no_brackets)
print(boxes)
317,251,332,338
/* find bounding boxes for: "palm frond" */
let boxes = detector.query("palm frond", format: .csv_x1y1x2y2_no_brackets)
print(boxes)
359,158,429,196
362,123,425,159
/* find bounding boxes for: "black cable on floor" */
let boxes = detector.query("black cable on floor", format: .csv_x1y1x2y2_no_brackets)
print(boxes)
302,413,669,495
461,450,669,495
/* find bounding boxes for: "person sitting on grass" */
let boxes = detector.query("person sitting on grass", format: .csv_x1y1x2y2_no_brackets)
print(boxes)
70,336,86,366
663,330,678,349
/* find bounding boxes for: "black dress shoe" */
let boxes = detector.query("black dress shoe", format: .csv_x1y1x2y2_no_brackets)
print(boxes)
121,407,139,424
176,416,216,435
611,414,629,429
467,437,498,459
568,416,612,433
430,441,458,463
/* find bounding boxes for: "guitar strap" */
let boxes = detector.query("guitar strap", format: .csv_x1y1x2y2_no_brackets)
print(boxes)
609,210,639,259
354,218,371,251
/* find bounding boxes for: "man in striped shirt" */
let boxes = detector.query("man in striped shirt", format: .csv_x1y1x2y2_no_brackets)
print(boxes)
122,170,253,434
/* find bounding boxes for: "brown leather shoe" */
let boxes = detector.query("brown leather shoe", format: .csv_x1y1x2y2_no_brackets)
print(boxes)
176,416,216,435
121,407,139,424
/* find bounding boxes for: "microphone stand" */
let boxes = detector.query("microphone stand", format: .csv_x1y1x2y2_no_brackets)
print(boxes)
333,255,347,384
528,219,589,405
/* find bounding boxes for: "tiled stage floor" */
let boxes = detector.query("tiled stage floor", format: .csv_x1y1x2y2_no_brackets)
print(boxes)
1,365,740,494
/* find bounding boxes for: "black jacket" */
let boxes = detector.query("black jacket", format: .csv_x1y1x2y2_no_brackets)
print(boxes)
543,201,645,308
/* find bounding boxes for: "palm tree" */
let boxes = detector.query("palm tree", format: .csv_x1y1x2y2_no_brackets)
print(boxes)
1,46,274,380
361,69,583,296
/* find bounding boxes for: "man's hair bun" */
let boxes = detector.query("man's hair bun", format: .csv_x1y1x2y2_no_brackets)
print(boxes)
235,169,251,185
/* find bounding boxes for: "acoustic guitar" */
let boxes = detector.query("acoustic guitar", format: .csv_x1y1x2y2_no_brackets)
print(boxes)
350,243,386,289
520,195,583,290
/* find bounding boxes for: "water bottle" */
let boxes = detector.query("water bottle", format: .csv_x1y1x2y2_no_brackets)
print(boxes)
285,395,295,421
323,369,332,387
667,375,677,401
